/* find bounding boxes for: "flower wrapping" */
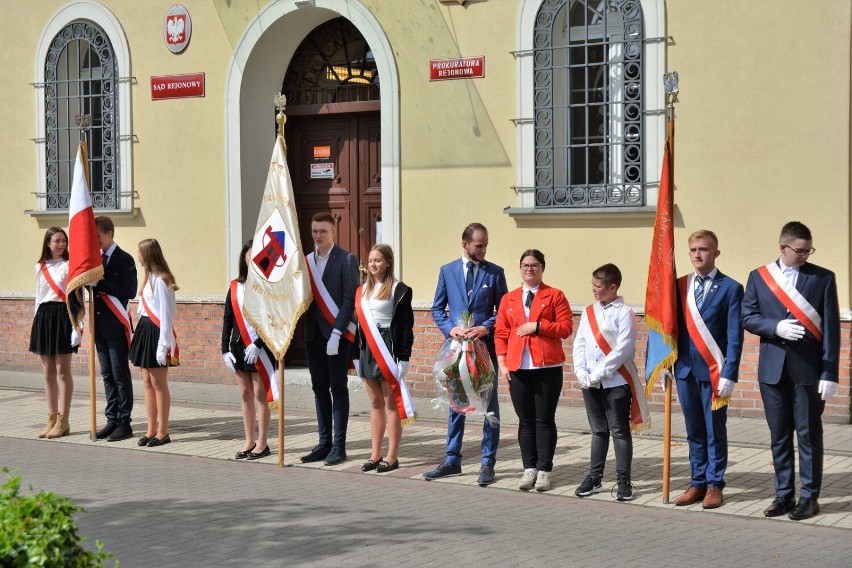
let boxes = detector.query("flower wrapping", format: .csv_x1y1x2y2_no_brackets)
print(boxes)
431,312,498,424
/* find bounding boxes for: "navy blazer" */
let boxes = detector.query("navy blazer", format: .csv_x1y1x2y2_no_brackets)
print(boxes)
674,271,744,382
741,261,840,384
431,258,508,343
93,245,137,340
304,245,359,342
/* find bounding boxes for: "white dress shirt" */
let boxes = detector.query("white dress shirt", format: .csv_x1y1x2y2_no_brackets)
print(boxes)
572,297,637,389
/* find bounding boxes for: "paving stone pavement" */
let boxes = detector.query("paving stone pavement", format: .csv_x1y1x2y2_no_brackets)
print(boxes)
1,368,851,567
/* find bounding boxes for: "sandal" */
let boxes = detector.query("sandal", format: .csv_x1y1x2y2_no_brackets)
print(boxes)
361,457,383,472
376,459,399,473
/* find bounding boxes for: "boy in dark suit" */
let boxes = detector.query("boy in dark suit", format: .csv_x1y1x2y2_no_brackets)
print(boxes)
742,221,840,521
424,223,508,486
94,216,137,442
672,230,744,509
300,212,359,466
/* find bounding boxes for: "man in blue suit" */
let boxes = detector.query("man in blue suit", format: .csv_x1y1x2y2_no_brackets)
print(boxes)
672,230,743,509
742,221,840,521
301,212,359,466
424,223,508,486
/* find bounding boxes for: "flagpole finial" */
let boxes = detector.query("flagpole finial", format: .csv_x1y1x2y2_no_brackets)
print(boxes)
75,114,92,143
274,92,288,138
664,72,679,120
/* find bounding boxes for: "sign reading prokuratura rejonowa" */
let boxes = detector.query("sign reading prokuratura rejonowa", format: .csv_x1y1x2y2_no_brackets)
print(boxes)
429,56,484,81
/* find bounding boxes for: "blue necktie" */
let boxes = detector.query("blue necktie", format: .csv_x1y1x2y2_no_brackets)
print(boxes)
694,275,705,310
465,261,475,297
102,252,108,267
525,290,534,308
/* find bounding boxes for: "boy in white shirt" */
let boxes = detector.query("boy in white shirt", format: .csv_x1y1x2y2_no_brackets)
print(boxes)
573,263,646,501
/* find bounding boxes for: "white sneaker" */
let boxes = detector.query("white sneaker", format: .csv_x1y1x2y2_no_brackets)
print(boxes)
535,471,552,492
518,469,538,491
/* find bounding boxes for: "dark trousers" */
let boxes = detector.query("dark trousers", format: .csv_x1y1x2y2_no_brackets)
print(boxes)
508,367,563,472
676,373,728,489
306,331,352,450
581,383,633,481
760,363,825,500
95,334,133,425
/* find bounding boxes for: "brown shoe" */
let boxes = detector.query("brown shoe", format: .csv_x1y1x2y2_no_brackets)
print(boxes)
674,486,706,506
702,487,723,509
38,413,58,439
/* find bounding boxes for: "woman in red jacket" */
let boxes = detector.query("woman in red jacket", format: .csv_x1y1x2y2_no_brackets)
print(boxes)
495,249,573,492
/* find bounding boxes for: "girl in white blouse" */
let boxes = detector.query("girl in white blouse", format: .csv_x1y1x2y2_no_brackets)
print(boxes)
129,239,178,448
29,227,78,439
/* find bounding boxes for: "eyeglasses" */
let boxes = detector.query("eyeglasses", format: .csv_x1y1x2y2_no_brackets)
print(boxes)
520,263,541,271
784,245,815,256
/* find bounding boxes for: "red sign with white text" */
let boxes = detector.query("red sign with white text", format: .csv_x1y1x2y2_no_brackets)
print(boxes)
429,56,484,81
151,73,205,100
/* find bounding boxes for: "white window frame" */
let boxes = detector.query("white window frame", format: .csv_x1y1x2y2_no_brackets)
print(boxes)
512,0,666,218
31,0,133,216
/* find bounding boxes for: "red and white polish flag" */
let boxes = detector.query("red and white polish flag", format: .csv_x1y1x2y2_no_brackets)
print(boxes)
65,141,104,329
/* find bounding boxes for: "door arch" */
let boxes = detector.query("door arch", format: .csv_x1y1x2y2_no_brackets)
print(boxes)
224,1,400,281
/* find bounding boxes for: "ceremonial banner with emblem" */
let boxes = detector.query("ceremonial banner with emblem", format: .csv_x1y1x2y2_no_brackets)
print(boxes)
66,141,104,329
644,136,678,396
244,135,312,360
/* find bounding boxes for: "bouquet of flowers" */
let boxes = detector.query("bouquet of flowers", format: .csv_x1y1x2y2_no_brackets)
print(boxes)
432,311,498,424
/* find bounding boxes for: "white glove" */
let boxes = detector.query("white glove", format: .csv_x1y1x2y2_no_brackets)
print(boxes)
775,319,805,341
223,352,236,371
156,344,168,366
398,361,409,381
818,380,838,401
717,377,735,398
589,369,606,387
326,332,341,356
353,359,361,377
659,371,672,392
70,328,81,347
576,371,591,389
244,344,260,365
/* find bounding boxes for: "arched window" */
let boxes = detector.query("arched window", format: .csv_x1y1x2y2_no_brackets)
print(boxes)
512,0,664,216
536,0,643,207
44,20,118,209
282,17,380,106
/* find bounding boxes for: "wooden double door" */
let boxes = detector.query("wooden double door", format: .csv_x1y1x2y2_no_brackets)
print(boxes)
284,112,381,364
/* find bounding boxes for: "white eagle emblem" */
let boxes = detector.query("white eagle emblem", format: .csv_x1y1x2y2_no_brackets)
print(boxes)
166,16,185,44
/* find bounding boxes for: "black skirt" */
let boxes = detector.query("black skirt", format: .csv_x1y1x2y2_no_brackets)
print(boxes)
359,326,393,382
29,301,77,356
129,316,177,368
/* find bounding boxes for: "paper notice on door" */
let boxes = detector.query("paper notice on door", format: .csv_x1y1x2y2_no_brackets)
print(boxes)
310,163,334,179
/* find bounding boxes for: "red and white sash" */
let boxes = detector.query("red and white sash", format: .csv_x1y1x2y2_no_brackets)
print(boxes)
140,294,180,366
307,252,356,343
230,280,278,402
757,262,823,341
100,293,133,347
40,262,67,302
678,275,728,409
585,303,650,431
355,286,416,426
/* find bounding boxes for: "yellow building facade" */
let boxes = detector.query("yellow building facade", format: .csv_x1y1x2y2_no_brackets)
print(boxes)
1,0,849,421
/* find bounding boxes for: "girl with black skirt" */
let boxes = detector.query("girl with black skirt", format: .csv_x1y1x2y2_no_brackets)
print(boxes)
355,244,415,474
129,239,178,448
29,227,78,439
221,240,275,460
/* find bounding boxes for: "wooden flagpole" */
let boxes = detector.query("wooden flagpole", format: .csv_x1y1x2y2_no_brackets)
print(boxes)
87,288,97,440
661,72,678,503
278,360,285,467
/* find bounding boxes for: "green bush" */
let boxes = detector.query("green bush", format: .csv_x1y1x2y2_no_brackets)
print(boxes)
0,468,118,567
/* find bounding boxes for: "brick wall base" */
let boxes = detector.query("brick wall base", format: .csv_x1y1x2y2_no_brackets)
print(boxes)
3,299,850,423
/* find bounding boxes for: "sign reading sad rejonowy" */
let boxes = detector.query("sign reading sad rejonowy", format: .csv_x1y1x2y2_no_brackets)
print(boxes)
151,73,205,100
